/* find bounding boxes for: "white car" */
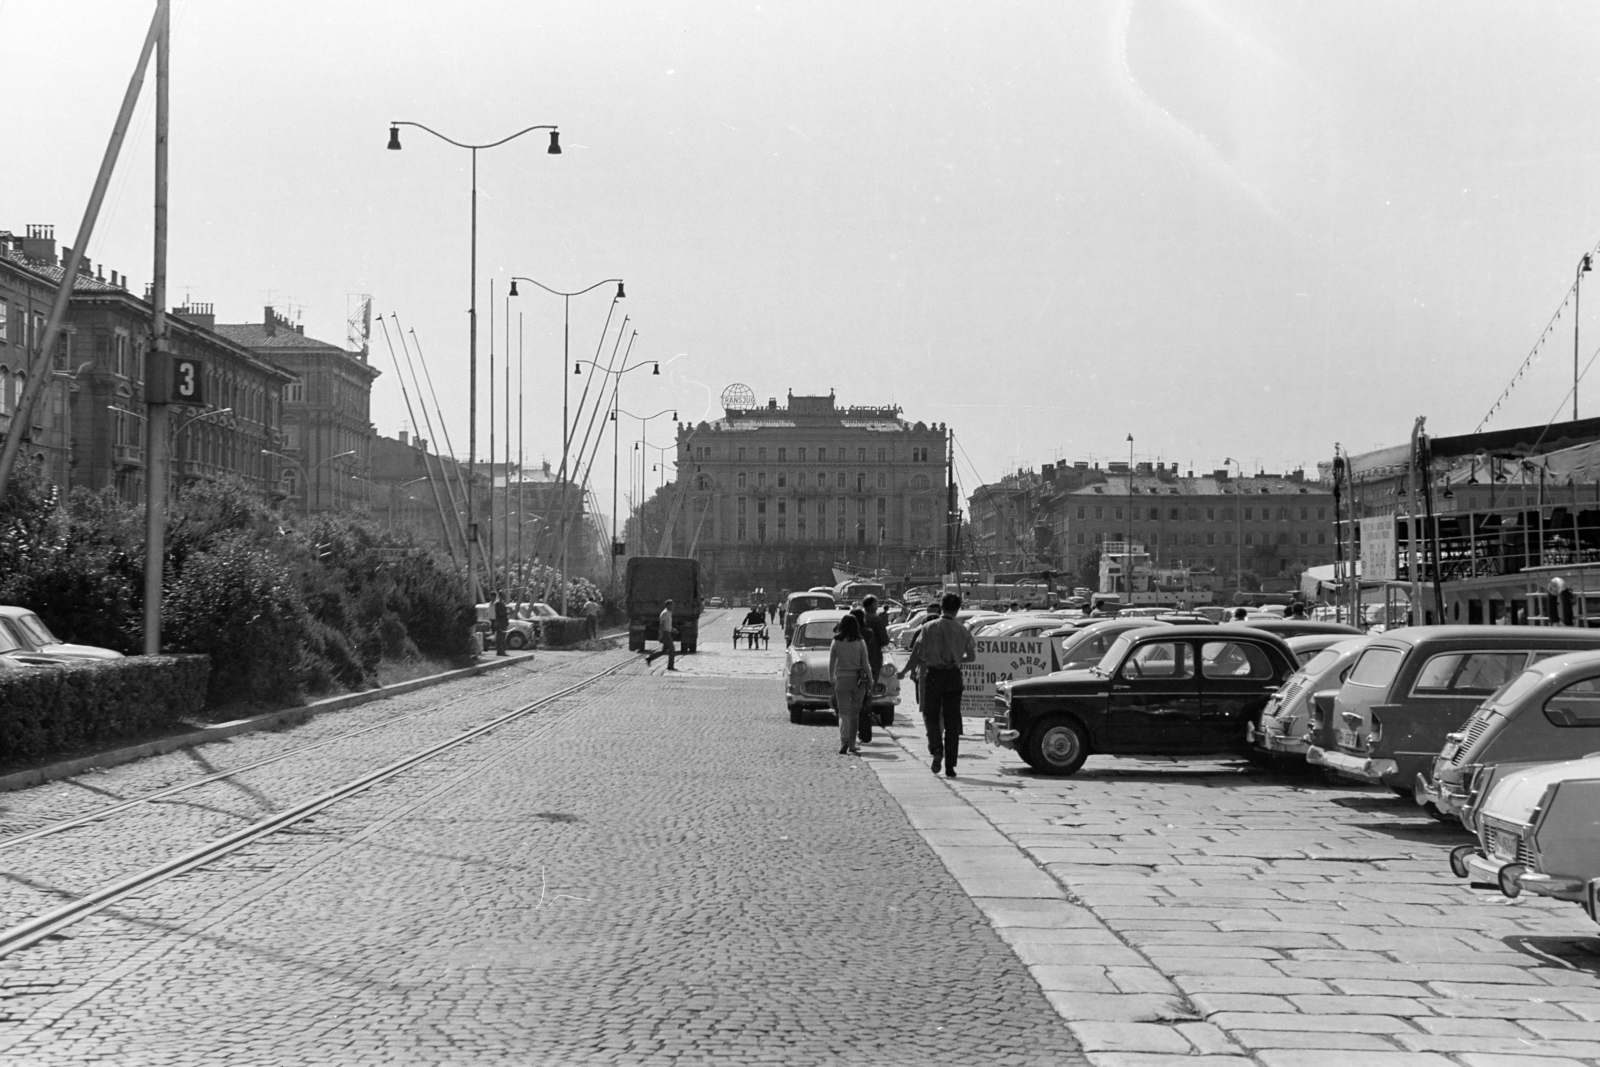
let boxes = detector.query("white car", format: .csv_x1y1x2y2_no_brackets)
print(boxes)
0,607,124,662
784,609,901,726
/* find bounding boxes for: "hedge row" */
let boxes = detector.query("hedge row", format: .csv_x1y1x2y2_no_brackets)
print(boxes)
0,655,210,764
542,618,593,648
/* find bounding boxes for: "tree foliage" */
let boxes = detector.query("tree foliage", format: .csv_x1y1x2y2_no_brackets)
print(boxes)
0,467,474,706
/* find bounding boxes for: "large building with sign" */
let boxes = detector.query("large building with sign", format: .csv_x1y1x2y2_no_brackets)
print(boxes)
656,388,951,594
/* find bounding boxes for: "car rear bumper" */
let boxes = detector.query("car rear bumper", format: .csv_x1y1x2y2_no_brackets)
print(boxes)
1249,719,1309,755
1306,746,1398,783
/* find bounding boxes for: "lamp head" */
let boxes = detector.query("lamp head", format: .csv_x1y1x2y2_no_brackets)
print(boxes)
547,130,562,155
616,282,626,299
672,411,678,420
652,363,660,375
1585,254,1593,274
387,125,401,151
610,409,616,421
574,363,582,375
509,280,519,297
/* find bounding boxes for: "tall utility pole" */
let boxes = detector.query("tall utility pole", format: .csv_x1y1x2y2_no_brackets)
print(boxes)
945,431,957,579
0,6,162,508
144,0,172,655
1578,253,1592,423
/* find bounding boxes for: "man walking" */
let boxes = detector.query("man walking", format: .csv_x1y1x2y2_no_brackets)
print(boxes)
645,598,678,671
859,594,892,743
902,592,976,778
582,597,602,639
492,591,510,657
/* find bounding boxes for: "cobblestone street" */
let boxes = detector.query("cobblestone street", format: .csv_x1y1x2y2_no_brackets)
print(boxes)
0,621,1083,1066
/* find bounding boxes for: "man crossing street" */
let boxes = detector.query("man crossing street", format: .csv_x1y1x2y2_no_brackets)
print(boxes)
901,592,976,777
645,598,678,671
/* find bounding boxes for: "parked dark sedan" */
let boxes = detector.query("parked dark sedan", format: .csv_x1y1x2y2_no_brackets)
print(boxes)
985,625,1296,776
1244,618,1363,640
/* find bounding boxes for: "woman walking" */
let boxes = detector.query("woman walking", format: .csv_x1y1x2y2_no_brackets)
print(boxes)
829,614,873,755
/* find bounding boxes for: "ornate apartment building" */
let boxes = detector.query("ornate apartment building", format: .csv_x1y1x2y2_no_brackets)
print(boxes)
663,390,950,593
1,226,291,503
216,308,379,512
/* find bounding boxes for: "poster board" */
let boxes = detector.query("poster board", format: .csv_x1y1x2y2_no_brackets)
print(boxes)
959,636,1052,716
1360,516,1396,582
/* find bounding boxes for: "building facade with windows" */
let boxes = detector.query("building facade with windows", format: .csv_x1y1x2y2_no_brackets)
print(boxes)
216,308,379,513
664,390,950,593
1,226,291,503
971,458,1339,592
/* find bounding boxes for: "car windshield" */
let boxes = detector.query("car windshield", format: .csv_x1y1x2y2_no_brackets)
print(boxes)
1299,647,1344,676
789,596,831,615
1095,633,1140,675
0,621,24,653
793,620,837,649
14,613,55,646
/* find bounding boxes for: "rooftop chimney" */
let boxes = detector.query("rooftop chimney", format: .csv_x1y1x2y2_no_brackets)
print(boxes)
176,302,215,330
398,429,410,447
21,224,56,265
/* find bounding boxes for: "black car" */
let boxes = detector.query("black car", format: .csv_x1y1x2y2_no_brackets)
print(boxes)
985,625,1296,776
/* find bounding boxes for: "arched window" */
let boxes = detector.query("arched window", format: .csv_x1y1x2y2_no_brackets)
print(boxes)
911,473,930,491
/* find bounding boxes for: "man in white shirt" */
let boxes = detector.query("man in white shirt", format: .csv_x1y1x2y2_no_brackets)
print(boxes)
645,598,678,671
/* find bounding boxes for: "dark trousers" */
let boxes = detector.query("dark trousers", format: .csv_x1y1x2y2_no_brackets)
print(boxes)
646,636,675,669
494,627,507,656
921,668,964,771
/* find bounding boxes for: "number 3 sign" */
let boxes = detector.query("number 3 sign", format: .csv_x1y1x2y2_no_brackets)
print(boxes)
171,357,205,405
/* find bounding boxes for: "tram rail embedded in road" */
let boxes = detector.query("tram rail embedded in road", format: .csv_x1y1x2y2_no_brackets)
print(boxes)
0,657,632,960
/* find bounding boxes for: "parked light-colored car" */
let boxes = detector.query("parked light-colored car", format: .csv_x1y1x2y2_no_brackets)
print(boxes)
0,607,123,662
1420,650,1600,827
1250,635,1373,761
784,609,900,726
1451,753,1600,912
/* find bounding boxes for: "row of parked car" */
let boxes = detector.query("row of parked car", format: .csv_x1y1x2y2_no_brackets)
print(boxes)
980,613,1600,927
0,606,123,668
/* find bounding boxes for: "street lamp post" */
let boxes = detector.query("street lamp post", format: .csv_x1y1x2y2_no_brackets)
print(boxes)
387,121,562,600
621,408,678,558
508,277,625,613
262,448,355,512
1224,456,1243,598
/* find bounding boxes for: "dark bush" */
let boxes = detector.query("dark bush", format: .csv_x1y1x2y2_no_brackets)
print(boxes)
542,618,593,648
0,655,209,764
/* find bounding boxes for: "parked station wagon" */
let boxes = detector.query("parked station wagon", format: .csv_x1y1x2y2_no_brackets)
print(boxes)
1307,626,1600,793
986,625,1295,776
1451,753,1600,916
1421,651,1600,825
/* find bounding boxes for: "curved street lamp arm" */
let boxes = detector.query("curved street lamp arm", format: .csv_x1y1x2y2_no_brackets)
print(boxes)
508,276,622,299
576,357,655,375
618,407,677,422
390,121,557,151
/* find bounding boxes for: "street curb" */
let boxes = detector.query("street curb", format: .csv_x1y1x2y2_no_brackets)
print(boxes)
0,652,539,794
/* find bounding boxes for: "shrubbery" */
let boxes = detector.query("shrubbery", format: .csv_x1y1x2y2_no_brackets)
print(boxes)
0,465,477,706
0,655,209,764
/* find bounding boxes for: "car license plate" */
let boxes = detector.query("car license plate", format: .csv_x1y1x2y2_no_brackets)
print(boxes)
1335,728,1360,750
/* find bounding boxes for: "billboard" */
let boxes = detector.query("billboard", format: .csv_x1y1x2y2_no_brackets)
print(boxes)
959,635,1052,716
1360,516,1396,582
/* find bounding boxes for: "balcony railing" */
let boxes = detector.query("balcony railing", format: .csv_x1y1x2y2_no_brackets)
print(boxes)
113,443,144,469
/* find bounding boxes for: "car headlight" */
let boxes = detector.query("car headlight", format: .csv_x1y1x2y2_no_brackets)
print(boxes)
880,663,896,679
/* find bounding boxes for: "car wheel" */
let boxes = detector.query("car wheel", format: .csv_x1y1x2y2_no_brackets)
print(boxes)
788,703,803,724
1025,718,1089,776
506,631,528,650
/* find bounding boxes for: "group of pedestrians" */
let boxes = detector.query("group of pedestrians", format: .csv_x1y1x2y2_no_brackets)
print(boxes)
828,595,892,754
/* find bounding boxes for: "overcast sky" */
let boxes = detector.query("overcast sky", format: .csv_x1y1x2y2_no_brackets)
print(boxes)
6,1,1600,514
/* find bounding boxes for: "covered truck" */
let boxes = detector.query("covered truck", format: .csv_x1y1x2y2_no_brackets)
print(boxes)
626,556,703,653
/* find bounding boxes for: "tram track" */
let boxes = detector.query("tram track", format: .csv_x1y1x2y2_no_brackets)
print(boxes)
0,656,633,960
0,656,591,851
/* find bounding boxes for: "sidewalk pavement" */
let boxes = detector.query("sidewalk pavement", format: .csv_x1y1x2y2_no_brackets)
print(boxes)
867,716,1600,1067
